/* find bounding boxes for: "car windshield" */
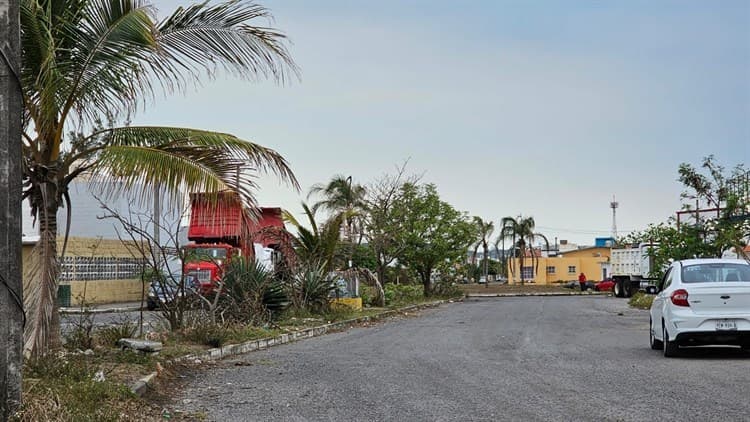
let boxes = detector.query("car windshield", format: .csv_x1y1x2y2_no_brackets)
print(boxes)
184,247,228,261
681,263,750,283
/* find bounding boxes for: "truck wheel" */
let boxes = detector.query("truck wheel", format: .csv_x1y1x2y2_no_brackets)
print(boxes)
649,319,662,350
662,324,679,357
622,282,633,298
613,281,621,297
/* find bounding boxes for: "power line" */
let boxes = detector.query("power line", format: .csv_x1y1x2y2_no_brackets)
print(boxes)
535,226,637,235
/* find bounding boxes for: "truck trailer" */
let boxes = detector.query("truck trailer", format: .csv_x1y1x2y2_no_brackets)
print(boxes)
183,191,285,293
611,243,659,298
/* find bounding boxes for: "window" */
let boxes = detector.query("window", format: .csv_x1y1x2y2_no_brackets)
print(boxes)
568,266,576,273
521,266,534,279
681,263,750,283
659,267,673,291
546,266,556,274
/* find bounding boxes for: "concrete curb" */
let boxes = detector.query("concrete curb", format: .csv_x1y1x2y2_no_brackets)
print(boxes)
465,291,608,298
129,299,451,396
60,305,142,314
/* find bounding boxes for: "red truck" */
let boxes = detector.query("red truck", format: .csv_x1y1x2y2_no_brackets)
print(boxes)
183,191,285,293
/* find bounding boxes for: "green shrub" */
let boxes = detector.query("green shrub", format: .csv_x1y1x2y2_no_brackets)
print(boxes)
384,283,423,306
96,321,138,347
183,322,231,348
432,281,462,298
629,292,655,309
220,257,289,324
288,263,336,313
360,285,375,307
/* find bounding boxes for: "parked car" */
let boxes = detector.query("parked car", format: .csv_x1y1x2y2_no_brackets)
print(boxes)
649,258,750,357
563,280,595,290
146,276,198,311
594,278,615,292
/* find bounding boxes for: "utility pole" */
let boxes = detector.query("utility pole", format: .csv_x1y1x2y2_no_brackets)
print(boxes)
0,0,24,419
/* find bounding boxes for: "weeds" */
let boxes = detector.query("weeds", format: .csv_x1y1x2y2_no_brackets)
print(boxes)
629,292,654,309
182,322,231,348
96,319,138,347
16,355,136,422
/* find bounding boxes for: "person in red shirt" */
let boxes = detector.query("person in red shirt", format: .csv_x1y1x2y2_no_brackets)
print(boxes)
578,272,587,292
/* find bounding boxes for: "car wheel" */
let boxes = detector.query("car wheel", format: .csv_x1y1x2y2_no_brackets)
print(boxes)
649,319,662,350
146,300,157,311
662,324,679,357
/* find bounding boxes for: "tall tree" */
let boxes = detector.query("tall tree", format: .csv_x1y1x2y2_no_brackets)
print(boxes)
498,216,548,285
361,163,419,287
677,155,749,256
469,216,494,285
1,0,24,415
20,0,299,357
396,183,474,296
308,174,366,245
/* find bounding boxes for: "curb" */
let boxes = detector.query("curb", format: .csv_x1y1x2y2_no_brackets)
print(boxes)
60,305,143,315
465,291,608,298
129,299,452,396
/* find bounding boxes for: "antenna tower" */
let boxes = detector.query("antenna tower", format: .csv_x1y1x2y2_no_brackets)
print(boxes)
610,195,619,240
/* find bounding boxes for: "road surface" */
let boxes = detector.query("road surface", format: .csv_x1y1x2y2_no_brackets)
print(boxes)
166,296,749,421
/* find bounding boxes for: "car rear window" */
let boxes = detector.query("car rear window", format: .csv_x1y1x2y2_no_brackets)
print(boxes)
681,263,750,283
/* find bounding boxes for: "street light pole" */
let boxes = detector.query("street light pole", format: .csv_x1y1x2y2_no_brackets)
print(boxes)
0,0,24,418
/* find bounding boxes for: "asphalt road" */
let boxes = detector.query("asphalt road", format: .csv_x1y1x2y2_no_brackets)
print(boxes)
61,309,166,336
168,296,750,421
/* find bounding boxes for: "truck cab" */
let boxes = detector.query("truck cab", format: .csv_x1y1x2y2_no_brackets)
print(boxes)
183,243,240,294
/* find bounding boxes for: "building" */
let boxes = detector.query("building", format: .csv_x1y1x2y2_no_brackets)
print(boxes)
22,180,184,306
507,246,611,285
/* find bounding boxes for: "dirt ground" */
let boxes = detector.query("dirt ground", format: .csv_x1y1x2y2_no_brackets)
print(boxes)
458,282,573,294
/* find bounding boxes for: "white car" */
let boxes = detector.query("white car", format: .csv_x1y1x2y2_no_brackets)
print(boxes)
649,258,750,357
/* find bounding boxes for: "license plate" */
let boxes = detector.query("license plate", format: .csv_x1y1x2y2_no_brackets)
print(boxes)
716,320,737,331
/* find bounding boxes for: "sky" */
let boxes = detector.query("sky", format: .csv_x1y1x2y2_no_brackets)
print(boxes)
132,0,750,245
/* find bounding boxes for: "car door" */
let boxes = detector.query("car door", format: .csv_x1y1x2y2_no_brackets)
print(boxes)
651,266,675,339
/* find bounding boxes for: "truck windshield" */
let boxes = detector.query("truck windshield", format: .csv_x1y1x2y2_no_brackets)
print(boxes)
185,247,228,261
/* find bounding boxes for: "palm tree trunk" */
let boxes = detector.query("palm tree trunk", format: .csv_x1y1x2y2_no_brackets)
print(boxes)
24,181,62,357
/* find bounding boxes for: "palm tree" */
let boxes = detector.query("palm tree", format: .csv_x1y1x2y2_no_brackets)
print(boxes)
497,216,549,285
20,0,299,357
308,175,366,243
283,203,344,273
469,217,494,286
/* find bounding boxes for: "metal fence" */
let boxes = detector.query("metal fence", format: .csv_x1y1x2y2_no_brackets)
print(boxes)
58,256,147,282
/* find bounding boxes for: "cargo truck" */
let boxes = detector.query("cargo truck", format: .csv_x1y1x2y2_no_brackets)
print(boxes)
183,191,285,293
611,243,659,298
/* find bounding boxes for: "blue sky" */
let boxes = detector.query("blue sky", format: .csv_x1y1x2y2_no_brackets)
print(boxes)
134,0,750,244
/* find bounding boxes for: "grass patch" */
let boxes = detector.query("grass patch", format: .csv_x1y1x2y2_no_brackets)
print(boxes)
629,292,654,309
15,355,147,422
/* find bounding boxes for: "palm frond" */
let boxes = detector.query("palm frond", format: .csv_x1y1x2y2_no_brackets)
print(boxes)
85,125,297,206
154,0,299,86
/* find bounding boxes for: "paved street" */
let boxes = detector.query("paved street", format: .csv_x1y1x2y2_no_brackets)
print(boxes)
61,308,166,336
168,296,749,421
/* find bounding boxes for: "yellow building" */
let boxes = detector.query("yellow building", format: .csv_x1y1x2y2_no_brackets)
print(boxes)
507,246,610,285
22,237,148,306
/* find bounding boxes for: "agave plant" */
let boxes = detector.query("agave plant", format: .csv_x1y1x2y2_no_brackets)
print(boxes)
288,262,336,313
220,257,288,324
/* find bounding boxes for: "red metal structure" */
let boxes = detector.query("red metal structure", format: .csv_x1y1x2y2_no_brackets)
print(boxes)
183,191,285,292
